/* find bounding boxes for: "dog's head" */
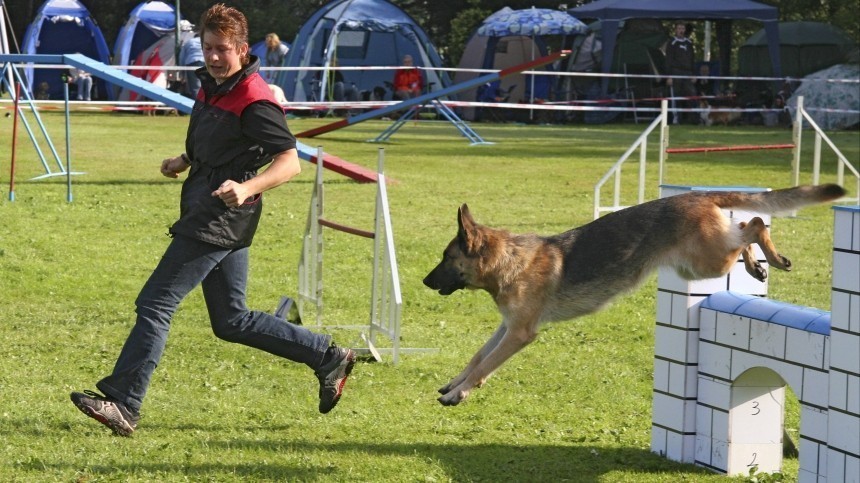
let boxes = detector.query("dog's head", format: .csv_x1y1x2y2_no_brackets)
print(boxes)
423,204,486,295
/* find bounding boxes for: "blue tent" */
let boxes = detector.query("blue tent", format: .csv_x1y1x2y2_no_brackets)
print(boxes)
113,1,180,70
279,0,450,103
21,0,112,100
569,0,782,92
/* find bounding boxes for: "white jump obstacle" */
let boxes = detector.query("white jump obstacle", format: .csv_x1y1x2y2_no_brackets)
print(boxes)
651,185,859,481
593,98,860,220
293,147,435,363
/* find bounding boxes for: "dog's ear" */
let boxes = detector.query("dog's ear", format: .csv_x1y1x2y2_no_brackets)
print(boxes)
457,204,484,256
457,204,473,232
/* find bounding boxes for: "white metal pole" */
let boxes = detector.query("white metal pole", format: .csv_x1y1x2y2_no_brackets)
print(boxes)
0,1,15,91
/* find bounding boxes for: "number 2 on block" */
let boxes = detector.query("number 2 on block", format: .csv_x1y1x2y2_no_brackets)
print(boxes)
748,452,758,467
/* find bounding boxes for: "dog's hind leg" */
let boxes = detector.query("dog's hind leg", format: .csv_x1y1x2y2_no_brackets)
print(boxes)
438,322,538,406
439,323,507,395
741,217,792,272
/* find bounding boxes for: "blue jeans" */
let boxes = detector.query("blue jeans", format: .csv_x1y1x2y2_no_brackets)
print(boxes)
75,76,92,101
97,235,331,413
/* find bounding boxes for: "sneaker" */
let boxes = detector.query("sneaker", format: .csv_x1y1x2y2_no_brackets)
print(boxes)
315,346,356,414
70,390,138,436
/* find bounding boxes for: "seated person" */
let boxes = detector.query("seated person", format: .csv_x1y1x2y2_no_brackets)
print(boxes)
392,54,422,100
694,62,718,98
35,82,51,100
475,80,513,122
67,67,93,101
314,61,358,116
268,84,288,105
318,60,359,103
477,80,506,102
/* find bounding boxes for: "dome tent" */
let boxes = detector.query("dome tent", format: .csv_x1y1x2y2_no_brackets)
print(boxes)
739,21,858,79
21,0,112,100
278,0,450,103
117,24,195,102
113,1,181,70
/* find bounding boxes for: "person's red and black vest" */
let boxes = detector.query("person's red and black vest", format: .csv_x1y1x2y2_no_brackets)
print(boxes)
170,57,296,248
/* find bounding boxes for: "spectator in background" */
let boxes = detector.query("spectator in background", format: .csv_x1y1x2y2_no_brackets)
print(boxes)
67,66,93,101
392,54,422,100
695,63,716,98
316,58,358,115
264,33,288,82
663,22,695,124
35,82,51,100
179,27,204,99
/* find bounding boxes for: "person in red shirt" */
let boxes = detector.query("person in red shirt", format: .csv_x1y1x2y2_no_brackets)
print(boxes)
392,54,423,100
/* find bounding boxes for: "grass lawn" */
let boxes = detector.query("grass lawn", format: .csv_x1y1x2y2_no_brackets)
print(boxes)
0,111,857,482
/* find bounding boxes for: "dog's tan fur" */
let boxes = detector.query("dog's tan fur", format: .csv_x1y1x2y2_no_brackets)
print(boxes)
423,184,845,406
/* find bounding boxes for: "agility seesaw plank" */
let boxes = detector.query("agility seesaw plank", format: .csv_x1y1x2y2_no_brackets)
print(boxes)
62,54,381,183
296,50,569,139
2,54,379,183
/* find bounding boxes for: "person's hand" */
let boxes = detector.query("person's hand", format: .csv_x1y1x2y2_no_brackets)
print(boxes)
212,179,251,207
160,155,190,178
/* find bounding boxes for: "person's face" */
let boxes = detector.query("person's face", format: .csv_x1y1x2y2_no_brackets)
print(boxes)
202,29,247,84
674,24,686,37
403,56,413,66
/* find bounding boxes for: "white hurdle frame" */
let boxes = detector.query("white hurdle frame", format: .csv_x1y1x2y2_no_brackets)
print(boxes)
296,147,435,363
594,96,858,219
792,96,860,204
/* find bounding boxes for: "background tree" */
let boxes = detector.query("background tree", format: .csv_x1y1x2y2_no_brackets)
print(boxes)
2,0,857,69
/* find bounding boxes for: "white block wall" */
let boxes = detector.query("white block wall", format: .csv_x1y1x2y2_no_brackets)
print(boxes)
696,302,829,476
825,206,860,483
652,186,771,464
652,190,860,482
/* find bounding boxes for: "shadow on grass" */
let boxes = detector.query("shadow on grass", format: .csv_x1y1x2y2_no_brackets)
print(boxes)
9,420,713,481
205,439,713,482
24,177,335,187
17,439,712,482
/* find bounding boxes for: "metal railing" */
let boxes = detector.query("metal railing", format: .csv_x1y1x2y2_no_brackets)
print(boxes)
593,100,668,219
792,96,860,204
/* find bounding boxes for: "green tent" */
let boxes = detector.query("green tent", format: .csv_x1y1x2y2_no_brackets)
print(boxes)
738,21,858,79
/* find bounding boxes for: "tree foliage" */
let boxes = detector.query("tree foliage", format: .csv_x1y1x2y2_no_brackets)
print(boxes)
2,0,858,68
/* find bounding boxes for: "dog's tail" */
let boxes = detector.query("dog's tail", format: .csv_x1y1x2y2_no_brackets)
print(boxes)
714,184,846,213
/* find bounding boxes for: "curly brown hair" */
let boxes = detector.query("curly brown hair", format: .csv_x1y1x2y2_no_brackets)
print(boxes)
199,3,250,65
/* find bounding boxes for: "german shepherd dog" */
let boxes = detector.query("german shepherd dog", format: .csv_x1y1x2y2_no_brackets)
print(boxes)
424,184,845,406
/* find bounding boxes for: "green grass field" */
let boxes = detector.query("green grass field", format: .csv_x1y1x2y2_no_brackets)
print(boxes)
1,112,857,482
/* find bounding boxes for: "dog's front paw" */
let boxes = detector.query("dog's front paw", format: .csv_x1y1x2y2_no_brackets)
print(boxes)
778,255,792,271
